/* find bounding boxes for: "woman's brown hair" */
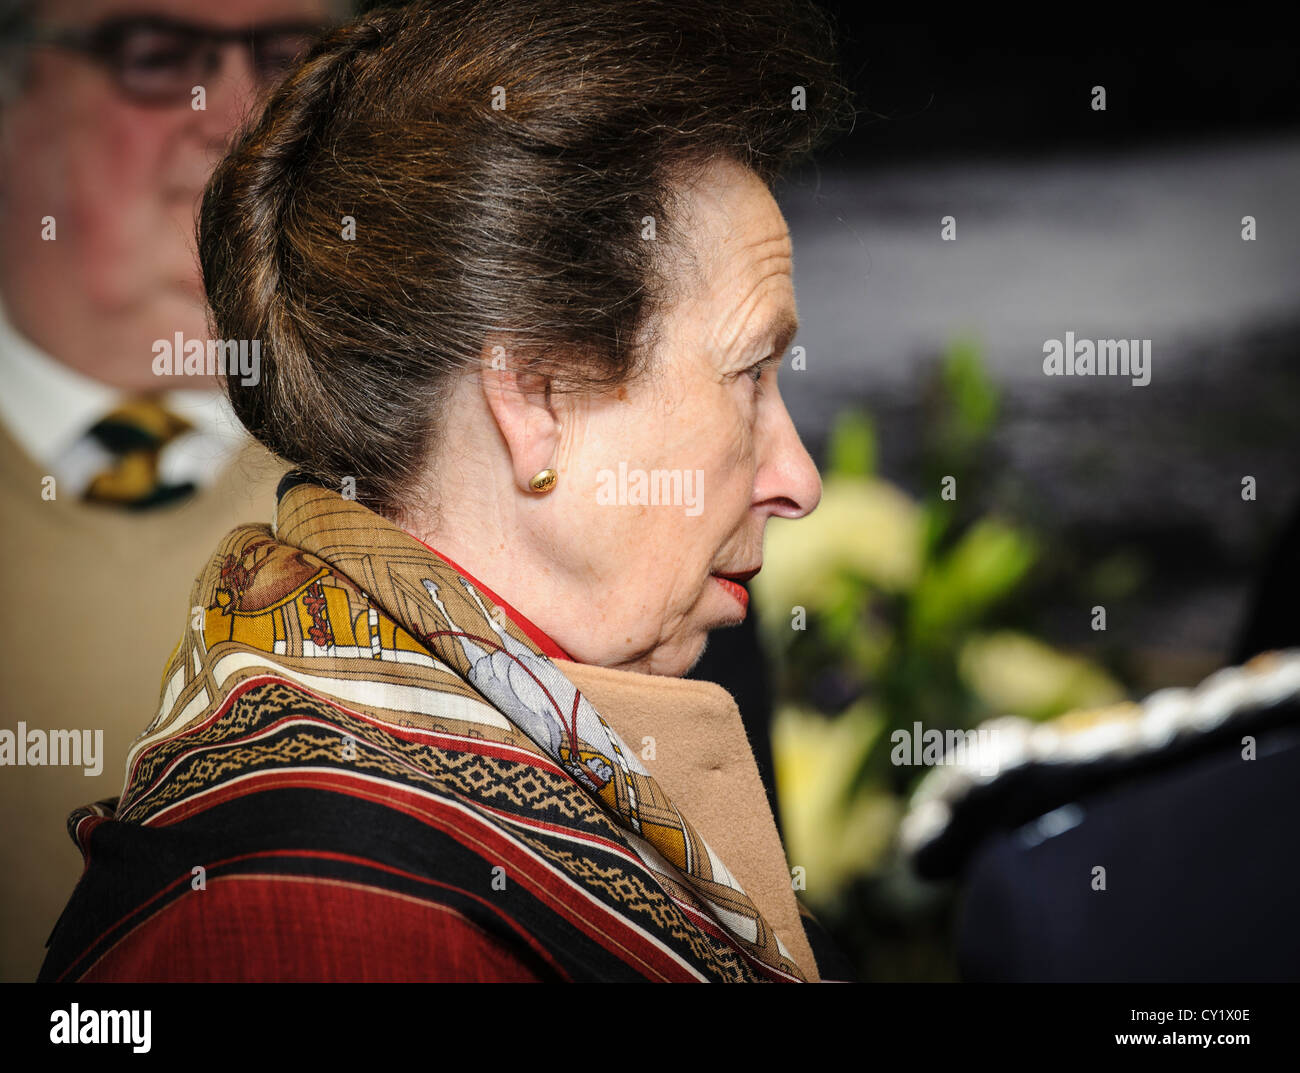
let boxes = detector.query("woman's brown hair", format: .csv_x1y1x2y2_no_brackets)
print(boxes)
199,0,853,516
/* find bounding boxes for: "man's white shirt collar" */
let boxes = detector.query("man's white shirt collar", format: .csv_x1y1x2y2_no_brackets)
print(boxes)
0,292,246,495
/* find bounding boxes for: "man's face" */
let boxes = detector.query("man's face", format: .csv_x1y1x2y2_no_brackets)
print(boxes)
546,156,822,676
0,0,332,389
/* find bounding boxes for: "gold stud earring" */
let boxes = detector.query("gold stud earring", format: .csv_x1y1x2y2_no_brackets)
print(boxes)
528,468,558,493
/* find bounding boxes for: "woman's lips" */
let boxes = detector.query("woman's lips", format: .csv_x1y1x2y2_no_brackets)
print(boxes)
711,574,750,612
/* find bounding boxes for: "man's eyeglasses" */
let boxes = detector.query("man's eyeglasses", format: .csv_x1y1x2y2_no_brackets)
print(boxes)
25,15,330,105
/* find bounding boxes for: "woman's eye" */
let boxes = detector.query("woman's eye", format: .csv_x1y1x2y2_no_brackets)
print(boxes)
748,357,771,384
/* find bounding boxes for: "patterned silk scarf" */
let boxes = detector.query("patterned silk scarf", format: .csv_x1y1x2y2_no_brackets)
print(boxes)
169,478,805,980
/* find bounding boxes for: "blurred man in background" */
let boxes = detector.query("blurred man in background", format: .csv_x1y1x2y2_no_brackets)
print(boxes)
0,0,348,980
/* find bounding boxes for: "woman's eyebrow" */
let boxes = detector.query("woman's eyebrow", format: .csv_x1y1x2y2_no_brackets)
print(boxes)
736,309,799,359
769,309,799,355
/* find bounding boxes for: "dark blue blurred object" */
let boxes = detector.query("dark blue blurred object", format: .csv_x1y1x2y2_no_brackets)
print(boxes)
956,708,1300,982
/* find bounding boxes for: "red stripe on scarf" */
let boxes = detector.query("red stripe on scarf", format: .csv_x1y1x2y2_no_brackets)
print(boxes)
409,539,577,662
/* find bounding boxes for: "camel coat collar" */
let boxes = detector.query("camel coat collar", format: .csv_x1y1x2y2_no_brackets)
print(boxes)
555,658,820,981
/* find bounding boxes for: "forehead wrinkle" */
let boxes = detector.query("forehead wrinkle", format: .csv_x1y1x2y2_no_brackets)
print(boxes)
680,177,793,361
716,243,795,360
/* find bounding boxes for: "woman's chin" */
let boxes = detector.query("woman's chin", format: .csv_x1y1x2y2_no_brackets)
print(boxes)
608,634,709,678
681,635,711,677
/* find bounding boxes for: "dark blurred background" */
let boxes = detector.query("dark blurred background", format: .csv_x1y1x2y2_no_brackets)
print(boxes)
685,13,1300,980
773,16,1299,687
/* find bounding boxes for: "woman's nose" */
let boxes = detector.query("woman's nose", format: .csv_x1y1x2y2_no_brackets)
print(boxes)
754,392,822,520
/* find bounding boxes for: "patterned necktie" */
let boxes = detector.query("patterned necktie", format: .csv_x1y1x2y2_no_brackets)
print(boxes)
82,396,197,510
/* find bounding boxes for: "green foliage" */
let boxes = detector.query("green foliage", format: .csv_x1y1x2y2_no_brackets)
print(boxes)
764,340,1125,978
908,518,1037,644
826,408,877,478
936,337,998,454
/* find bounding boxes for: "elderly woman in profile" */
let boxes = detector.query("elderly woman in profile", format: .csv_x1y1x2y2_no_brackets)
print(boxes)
40,0,853,983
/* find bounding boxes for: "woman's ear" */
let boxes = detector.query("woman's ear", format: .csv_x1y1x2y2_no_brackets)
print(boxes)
477,338,562,493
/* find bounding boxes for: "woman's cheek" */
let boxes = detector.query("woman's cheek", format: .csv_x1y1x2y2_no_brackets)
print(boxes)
727,403,758,473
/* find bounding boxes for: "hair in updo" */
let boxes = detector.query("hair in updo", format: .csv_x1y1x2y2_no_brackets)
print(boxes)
199,0,853,517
